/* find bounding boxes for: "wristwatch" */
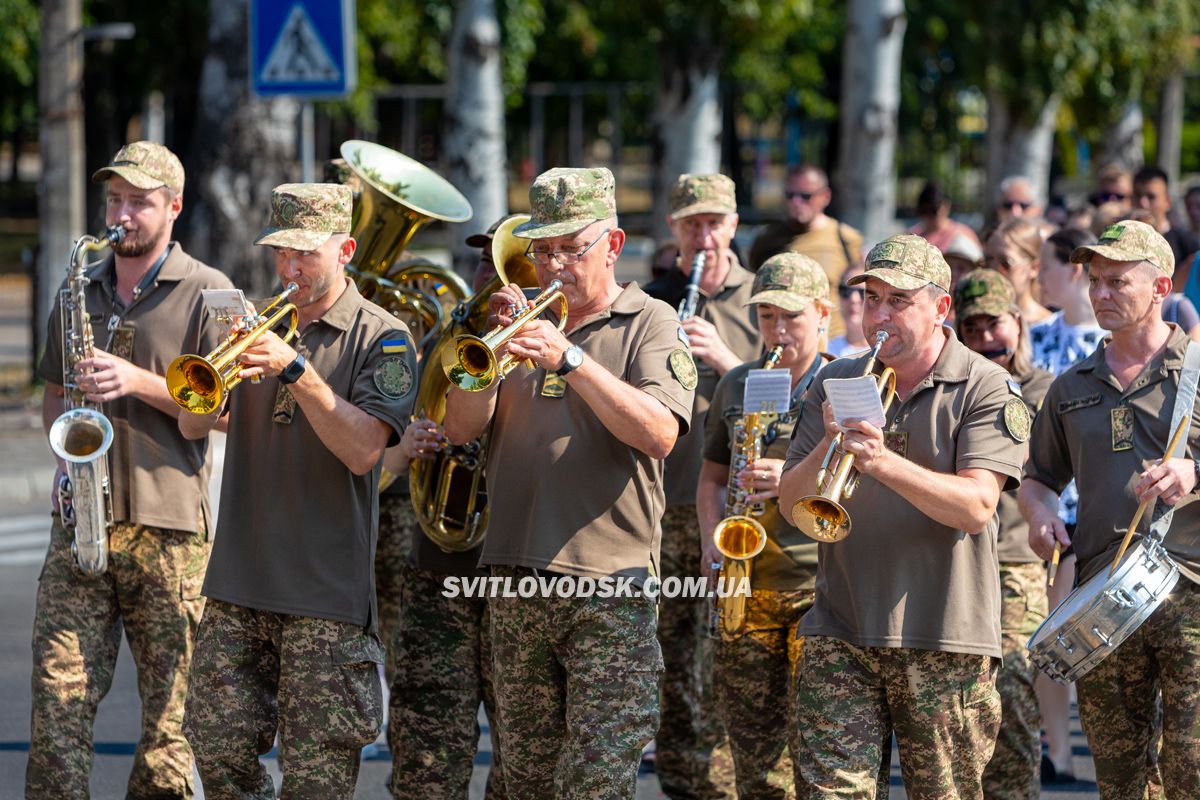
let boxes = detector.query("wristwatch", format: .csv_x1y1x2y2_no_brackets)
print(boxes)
278,353,307,385
555,345,584,377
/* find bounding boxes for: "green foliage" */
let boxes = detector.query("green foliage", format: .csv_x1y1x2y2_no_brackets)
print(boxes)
0,0,38,136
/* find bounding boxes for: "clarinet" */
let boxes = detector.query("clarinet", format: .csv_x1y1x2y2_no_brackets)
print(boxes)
677,252,706,320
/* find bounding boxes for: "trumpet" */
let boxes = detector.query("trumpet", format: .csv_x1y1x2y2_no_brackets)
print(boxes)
167,283,300,414
441,280,568,392
791,330,896,542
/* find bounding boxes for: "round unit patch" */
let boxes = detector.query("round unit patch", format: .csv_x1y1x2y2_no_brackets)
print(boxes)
374,356,414,399
668,349,698,391
1003,397,1031,442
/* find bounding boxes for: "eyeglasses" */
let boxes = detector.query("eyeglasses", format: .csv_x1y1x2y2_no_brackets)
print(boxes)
837,284,864,299
525,228,611,265
1095,191,1128,203
785,190,816,202
999,200,1032,211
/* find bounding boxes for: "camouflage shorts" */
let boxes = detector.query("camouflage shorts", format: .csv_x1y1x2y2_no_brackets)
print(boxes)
715,586,812,799
793,636,1001,800
26,515,210,800
376,490,416,686
488,564,662,799
657,504,736,799
1076,579,1200,800
184,599,384,800
982,561,1047,800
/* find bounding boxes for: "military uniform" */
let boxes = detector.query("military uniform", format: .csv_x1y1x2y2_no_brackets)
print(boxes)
783,236,1029,799
27,142,232,800
1023,221,1200,800
183,184,417,799
644,174,760,799
954,268,1055,800
376,483,415,688
459,168,695,798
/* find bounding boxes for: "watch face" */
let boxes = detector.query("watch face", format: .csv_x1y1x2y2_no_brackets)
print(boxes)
566,347,583,368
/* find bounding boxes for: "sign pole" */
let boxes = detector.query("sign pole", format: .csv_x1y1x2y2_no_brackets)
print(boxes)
300,101,315,182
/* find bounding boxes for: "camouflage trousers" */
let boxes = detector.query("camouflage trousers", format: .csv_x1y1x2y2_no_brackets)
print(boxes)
657,504,737,799
184,599,384,800
26,514,210,800
388,564,505,799
982,562,1047,800
714,586,812,799
794,637,1001,800
488,564,662,799
1076,578,1200,800
376,491,415,688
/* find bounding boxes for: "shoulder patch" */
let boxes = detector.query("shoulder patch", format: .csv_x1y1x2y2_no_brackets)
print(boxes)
374,356,414,400
668,349,698,391
1003,396,1032,442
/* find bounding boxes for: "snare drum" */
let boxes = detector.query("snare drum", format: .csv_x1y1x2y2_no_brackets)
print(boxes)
1027,539,1179,684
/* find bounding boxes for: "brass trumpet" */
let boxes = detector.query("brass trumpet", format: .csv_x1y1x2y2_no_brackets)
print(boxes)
441,279,568,392
791,330,897,542
167,283,300,414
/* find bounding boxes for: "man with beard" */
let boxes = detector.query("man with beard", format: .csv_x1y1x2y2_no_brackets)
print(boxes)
27,141,233,799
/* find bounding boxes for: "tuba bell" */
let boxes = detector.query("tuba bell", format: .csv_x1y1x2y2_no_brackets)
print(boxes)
791,330,896,542
409,214,538,552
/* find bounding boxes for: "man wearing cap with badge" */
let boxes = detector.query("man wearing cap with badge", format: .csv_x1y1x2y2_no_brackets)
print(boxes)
697,252,831,796
644,172,759,798
954,268,1054,800
27,141,233,799
442,167,696,797
778,233,1028,797
178,183,418,798
1019,219,1200,799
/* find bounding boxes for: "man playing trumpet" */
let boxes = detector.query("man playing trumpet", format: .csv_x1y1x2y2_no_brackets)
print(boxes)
442,167,695,797
778,234,1028,798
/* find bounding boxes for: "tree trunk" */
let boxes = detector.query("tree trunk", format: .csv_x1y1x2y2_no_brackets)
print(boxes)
1156,70,1184,192
36,0,85,359
179,0,297,296
834,0,906,246
651,44,722,244
444,0,507,278
1098,99,1144,173
984,90,1060,218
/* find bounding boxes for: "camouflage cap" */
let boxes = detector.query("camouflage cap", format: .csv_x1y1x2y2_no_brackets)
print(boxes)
745,252,829,312
850,233,951,293
954,268,1016,320
91,141,184,194
512,167,616,239
254,183,353,251
669,173,737,220
1071,219,1175,275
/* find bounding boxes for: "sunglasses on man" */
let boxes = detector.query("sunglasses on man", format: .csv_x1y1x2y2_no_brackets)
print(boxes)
837,284,864,300
999,200,1032,211
785,190,817,202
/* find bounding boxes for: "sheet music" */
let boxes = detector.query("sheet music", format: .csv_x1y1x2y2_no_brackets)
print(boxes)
824,375,886,428
201,289,252,325
742,369,792,415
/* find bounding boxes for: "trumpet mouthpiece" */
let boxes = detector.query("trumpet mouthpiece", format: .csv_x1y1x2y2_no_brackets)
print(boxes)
283,282,299,296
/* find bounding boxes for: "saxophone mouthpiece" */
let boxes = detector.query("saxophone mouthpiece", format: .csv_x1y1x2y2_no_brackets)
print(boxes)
104,225,126,246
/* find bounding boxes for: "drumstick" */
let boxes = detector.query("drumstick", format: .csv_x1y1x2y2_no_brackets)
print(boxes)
1109,415,1191,577
1048,543,1061,587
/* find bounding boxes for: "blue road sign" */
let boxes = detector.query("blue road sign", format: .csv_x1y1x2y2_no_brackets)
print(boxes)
250,0,357,98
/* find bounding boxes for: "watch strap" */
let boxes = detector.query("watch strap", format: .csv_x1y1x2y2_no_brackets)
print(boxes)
279,353,306,385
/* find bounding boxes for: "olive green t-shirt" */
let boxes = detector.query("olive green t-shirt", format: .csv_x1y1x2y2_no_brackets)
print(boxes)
478,283,696,582
644,256,762,507
704,354,826,590
204,279,417,628
38,243,233,534
996,365,1054,564
784,328,1027,658
1024,325,1200,586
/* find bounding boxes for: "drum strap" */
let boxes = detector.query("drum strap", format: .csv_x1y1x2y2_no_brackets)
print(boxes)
1148,340,1200,543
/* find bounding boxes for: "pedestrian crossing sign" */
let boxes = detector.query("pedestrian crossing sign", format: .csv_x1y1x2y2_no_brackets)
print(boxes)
251,0,357,98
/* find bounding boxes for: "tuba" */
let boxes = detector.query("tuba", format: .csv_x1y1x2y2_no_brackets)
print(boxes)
791,330,896,542
410,214,539,551
709,344,783,638
166,284,300,414
49,225,125,576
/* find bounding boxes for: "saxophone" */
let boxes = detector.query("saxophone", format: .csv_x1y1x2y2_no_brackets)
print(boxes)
708,344,785,639
47,226,124,576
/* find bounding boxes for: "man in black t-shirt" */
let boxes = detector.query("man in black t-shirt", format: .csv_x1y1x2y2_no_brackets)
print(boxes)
1134,166,1199,283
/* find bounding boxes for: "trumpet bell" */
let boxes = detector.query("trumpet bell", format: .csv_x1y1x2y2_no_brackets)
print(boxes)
792,495,851,543
166,355,225,415
713,516,768,560
443,334,498,392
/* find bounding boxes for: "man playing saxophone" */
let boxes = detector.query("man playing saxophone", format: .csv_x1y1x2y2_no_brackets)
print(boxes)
697,253,831,796
778,235,1028,798
28,141,233,799
442,167,695,798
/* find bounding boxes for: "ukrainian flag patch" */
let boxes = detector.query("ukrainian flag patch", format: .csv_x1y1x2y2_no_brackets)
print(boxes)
381,337,409,354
